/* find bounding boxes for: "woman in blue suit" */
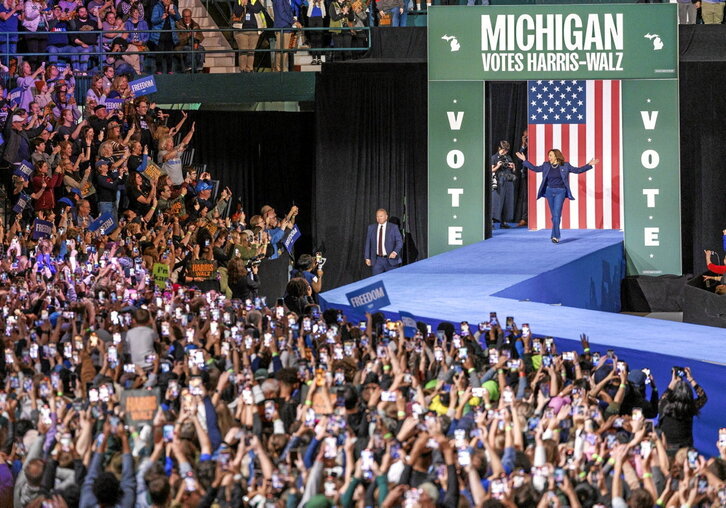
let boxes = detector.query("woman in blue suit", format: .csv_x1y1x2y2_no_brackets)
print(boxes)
515,148,598,243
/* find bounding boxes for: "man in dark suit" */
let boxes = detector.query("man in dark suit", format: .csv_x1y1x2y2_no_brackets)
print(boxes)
364,208,403,275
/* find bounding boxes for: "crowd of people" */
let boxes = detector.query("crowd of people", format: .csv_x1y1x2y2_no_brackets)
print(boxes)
0,0,209,74
0,67,723,508
0,269,721,508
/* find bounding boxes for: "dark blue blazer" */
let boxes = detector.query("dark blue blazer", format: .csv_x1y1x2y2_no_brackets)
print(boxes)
364,222,403,265
523,160,593,200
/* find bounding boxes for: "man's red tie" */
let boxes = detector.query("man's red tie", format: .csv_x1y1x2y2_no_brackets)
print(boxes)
377,225,383,257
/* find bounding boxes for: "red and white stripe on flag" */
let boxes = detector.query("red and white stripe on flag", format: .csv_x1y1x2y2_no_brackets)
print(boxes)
526,80,623,231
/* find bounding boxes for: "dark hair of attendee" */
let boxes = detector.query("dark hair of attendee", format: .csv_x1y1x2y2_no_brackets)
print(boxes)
627,488,655,508
147,476,170,506
549,148,565,165
296,254,314,271
133,308,151,325
274,367,299,387
342,384,359,410
24,458,45,486
513,484,540,508
227,257,246,284
661,379,699,419
93,472,122,507
322,308,339,326
285,277,309,299
437,321,455,341
284,277,311,316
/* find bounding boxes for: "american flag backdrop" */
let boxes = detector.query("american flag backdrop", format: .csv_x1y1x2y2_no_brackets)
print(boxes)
526,80,623,231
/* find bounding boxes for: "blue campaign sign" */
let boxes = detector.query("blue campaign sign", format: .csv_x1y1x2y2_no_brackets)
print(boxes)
31,219,53,240
88,212,117,235
8,87,22,106
284,225,301,253
13,160,33,180
346,280,391,312
399,310,418,338
12,192,30,214
129,75,158,96
105,98,125,111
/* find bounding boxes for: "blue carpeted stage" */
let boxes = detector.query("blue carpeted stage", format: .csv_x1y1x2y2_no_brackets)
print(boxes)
320,229,726,454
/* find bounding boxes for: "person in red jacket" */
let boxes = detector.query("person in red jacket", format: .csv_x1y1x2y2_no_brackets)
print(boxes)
30,160,64,212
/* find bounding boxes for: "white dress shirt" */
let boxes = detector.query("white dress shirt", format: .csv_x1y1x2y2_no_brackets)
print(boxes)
377,222,388,256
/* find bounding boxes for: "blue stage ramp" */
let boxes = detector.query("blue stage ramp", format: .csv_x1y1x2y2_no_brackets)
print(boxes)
320,229,726,454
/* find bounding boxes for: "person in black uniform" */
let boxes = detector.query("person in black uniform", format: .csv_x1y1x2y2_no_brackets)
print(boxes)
490,140,517,229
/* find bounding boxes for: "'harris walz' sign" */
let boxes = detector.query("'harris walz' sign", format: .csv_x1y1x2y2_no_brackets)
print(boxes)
428,4,677,81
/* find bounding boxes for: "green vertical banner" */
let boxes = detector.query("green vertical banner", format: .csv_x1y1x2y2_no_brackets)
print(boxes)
621,79,681,275
428,81,484,256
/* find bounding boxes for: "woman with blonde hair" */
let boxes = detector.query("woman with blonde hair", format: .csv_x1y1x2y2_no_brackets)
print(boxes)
107,74,132,100
157,123,194,186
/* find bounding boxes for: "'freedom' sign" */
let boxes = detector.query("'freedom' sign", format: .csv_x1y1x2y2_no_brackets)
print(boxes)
129,75,158,96
345,280,390,312
88,212,117,235
31,219,53,240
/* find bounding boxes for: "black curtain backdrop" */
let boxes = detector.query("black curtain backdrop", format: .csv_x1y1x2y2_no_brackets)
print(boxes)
185,111,316,255
679,61,726,277
485,82,529,231
313,62,428,290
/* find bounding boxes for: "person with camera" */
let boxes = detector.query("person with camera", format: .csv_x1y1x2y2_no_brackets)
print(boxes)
490,140,517,229
227,256,260,300
659,366,707,455
291,253,323,300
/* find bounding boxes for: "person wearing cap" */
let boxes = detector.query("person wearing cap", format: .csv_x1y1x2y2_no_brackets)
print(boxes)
193,179,214,210
3,113,45,166
95,158,126,221
88,103,109,138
